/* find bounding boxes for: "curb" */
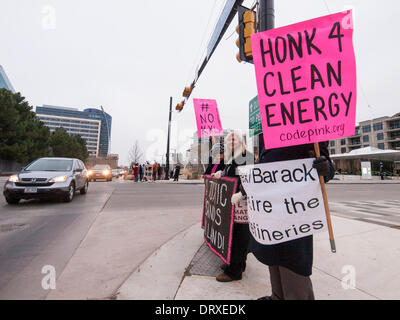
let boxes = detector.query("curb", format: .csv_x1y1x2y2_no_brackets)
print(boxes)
116,223,204,300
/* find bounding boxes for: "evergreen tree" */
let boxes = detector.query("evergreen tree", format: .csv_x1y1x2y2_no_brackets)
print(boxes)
0,89,50,163
49,128,89,162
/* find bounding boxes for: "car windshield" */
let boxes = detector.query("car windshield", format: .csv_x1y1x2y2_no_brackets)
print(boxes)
93,165,109,169
24,159,73,172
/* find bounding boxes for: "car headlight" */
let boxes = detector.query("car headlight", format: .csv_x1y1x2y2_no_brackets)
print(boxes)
87,170,93,176
49,175,67,183
8,175,19,183
103,170,110,175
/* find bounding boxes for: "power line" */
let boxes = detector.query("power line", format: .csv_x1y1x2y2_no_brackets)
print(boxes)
185,0,224,85
322,0,331,13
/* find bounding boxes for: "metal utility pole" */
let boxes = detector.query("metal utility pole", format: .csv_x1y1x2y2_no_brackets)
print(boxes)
165,97,172,179
257,0,275,159
259,0,275,32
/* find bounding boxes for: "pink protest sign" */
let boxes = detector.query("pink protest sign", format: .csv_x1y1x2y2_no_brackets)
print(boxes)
193,99,224,138
251,10,356,149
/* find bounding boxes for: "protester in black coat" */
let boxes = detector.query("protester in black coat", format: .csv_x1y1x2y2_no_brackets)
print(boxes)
253,141,335,300
173,164,181,181
215,132,254,282
204,143,225,175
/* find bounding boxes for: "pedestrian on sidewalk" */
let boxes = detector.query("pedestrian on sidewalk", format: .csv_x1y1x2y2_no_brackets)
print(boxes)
139,164,144,181
145,162,153,182
173,163,181,181
158,164,163,181
153,162,158,181
214,132,252,283
133,163,139,182
253,142,335,300
130,162,135,181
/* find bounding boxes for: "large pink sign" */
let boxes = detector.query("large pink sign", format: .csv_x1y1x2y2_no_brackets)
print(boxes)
193,99,224,138
251,11,356,149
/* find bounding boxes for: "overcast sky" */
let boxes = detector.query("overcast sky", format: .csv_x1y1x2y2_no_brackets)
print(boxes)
1,0,399,165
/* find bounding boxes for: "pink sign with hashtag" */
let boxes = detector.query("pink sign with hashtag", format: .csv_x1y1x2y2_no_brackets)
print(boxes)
251,10,357,149
193,99,224,138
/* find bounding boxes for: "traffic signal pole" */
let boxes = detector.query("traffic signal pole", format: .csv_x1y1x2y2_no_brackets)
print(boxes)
166,97,172,179
257,0,275,160
259,0,275,31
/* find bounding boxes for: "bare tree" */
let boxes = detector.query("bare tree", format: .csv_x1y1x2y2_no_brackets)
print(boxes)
128,140,143,165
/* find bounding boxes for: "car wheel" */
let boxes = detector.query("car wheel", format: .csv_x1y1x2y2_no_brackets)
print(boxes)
5,196,20,205
63,182,75,202
80,181,88,195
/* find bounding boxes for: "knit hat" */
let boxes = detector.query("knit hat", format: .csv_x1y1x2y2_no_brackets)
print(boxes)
211,143,224,158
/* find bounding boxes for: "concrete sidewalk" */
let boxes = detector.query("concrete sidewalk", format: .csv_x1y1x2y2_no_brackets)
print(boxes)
117,215,400,300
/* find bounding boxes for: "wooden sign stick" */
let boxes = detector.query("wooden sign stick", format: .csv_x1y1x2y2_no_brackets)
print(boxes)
314,142,336,253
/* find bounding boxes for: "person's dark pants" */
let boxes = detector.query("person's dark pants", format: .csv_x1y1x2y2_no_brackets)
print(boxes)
158,174,162,180
134,175,138,182
139,174,143,181
268,266,315,300
174,175,179,181
153,173,156,181
224,223,250,279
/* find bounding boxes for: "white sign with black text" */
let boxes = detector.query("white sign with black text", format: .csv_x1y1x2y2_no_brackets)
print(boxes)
238,158,327,245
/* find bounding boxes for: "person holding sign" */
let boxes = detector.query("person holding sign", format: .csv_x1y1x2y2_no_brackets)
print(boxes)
248,10,355,300
251,142,334,300
215,132,253,283
204,143,225,176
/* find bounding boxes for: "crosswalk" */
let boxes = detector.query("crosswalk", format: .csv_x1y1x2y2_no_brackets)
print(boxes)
329,200,400,228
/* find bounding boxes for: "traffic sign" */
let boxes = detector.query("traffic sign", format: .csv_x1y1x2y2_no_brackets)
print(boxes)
249,96,262,137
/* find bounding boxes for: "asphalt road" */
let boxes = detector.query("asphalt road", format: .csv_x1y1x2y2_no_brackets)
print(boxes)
0,177,118,299
0,178,204,299
0,178,399,299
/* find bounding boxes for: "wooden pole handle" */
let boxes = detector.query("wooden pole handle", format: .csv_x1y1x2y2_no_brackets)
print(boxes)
314,143,336,253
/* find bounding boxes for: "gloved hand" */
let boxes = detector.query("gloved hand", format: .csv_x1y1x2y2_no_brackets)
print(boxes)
309,151,331,177
211,170,223,179
231,192,245,205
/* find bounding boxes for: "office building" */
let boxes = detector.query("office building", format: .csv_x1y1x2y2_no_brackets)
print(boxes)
35,105,103,157
83,108,112,157
0,65,15,93
330,113,400,155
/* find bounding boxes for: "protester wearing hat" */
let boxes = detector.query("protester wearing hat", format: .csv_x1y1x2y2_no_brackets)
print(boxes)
214,132,253,282
254,142,335,300
204,142,225,176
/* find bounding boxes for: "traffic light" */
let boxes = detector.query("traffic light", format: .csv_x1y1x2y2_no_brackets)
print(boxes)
236,6,256,63
175,100,185,111
182,86,192,98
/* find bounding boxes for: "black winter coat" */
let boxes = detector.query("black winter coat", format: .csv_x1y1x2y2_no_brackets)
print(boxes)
224,152,253,195
204,161,225,175
249,142,334,276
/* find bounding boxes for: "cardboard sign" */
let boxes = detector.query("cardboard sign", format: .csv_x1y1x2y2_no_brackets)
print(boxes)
249,96,262,137
234,199,248,224
238,158,327,245
193,99,224,138
251,11,356,149
203,175,238,264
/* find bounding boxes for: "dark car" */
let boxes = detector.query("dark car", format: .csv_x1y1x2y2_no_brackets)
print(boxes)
3,157,89,204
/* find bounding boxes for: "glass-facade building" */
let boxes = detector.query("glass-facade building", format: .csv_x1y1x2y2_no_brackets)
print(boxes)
0,65,15,93
83,108,112,157
35,105,112,157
